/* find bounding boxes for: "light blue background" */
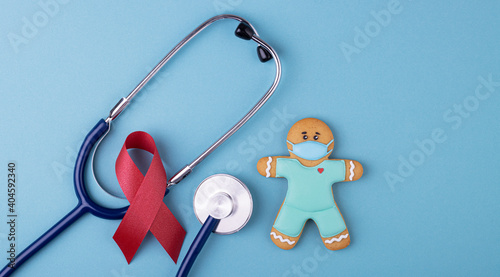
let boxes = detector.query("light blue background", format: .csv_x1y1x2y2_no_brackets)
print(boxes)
1,0,499,276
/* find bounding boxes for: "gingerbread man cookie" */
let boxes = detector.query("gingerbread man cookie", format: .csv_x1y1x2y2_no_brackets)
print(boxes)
257,118,363,250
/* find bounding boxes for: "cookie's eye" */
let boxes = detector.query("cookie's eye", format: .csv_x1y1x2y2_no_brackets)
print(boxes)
314,135,319,140
303,135,308,140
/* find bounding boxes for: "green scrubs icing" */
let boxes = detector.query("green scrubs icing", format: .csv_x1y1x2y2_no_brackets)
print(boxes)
274,158,346,238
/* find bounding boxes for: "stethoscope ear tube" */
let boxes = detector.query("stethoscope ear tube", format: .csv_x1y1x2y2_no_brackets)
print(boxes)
97,14,281,190
176,216,219,277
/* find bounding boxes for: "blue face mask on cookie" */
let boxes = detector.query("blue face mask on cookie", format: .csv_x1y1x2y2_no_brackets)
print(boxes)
287,139,333,160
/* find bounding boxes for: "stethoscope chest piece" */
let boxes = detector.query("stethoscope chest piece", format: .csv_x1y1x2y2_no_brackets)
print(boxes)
193,174,253,234
176,174,253,277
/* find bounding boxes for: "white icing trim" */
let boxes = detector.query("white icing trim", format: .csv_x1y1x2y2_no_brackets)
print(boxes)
265,157,272,178
325,233,349,244
349,161,355,181
270,232,296,245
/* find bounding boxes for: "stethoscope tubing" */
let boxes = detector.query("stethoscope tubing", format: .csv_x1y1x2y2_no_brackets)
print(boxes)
176,216,219,277
75,120,129,219
0,119,131,277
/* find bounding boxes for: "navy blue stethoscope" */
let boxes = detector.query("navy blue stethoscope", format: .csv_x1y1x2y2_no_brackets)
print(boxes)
0,14,280,277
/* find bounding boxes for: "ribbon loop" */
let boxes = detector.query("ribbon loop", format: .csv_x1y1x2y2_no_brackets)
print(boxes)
113,131,186,263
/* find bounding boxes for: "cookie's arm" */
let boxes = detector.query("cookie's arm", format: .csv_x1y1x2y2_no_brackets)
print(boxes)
336,159,363,182
257,156,289,178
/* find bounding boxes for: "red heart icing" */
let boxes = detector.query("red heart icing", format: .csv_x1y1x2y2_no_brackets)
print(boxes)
318,168,324,174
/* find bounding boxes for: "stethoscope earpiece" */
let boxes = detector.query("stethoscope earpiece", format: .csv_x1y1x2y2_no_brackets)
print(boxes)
235,23,273,63
235,22,255,40
257,46,273,62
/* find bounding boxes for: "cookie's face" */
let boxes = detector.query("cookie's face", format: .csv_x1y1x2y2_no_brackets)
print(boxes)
286,118,334,162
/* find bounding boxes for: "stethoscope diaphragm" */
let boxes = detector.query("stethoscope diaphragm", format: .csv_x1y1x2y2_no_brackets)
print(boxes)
193,174,253,234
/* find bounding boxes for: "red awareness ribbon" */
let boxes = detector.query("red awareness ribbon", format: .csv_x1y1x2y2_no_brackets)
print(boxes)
113,131,186,264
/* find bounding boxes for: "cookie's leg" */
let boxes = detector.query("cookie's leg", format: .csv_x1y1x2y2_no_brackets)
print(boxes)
270,227,300,250
312,206,350,250
322,229,350,250
271,204,307,250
